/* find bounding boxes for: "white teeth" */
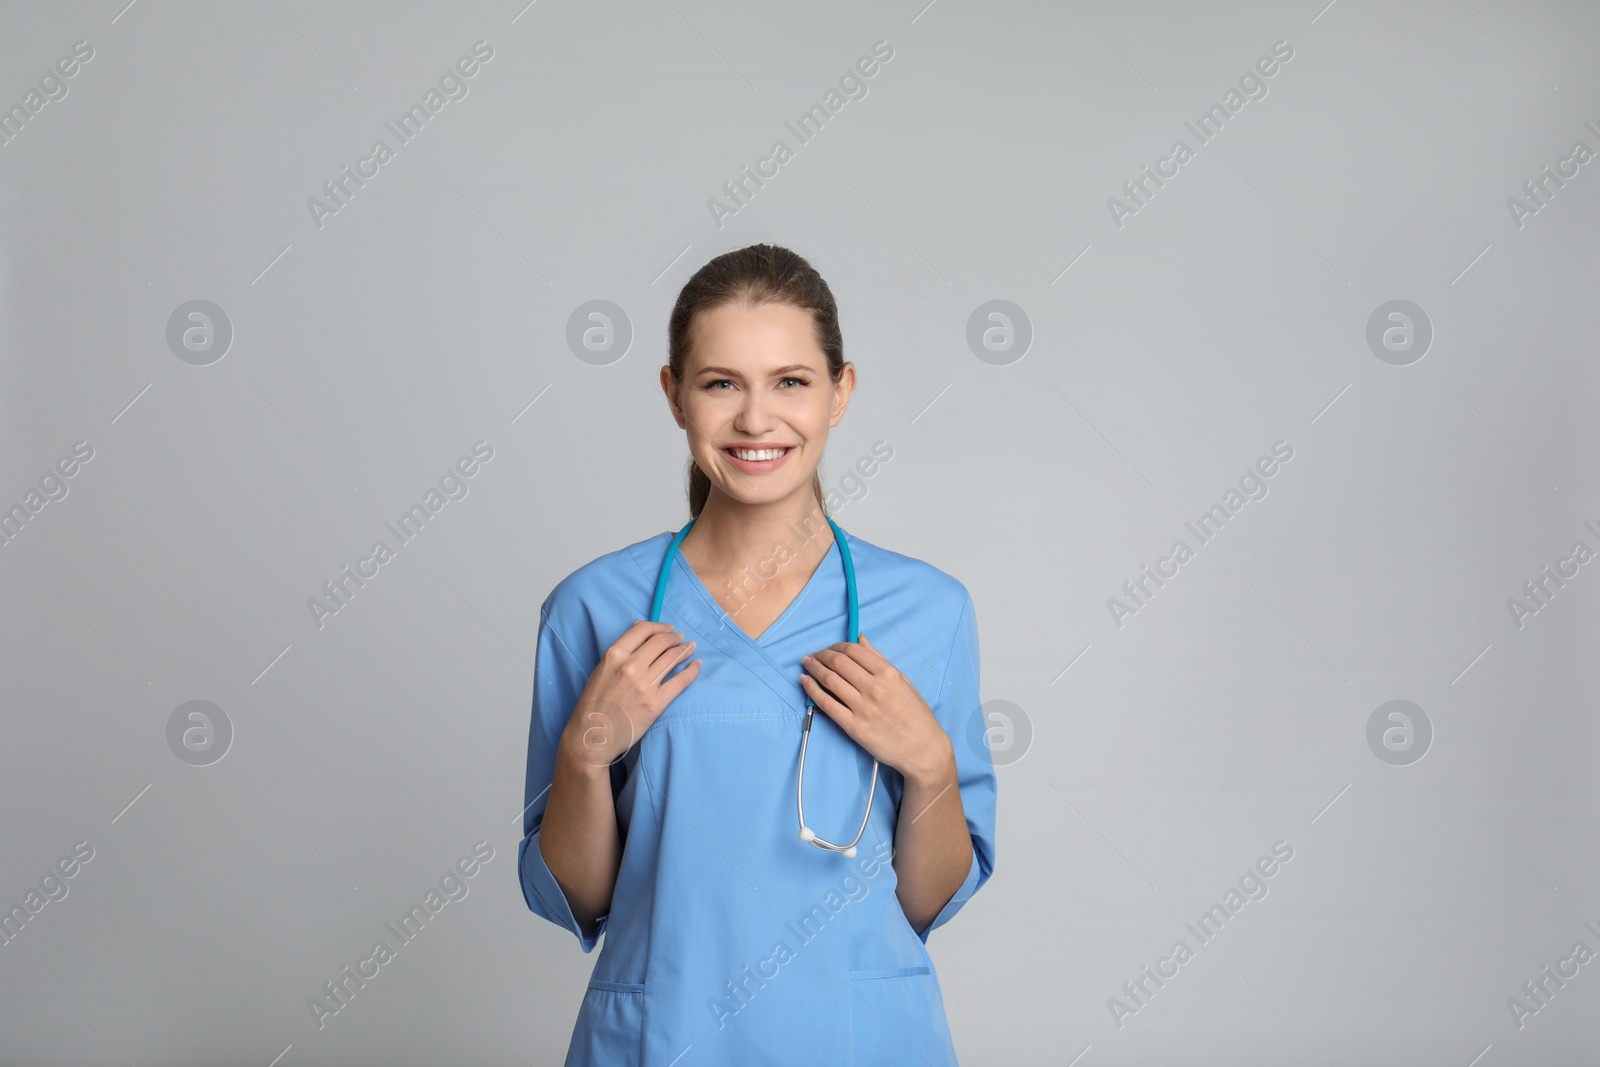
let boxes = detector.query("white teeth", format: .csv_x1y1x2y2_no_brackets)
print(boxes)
729,448,788,461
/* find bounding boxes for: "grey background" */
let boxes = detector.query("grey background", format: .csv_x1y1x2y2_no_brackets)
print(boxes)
1,0,1596,1064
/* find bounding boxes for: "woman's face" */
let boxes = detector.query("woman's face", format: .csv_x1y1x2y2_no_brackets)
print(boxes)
664,300,853,509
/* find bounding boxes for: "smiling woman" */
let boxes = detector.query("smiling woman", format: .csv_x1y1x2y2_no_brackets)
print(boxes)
665,254,851,524
518,243,996,1066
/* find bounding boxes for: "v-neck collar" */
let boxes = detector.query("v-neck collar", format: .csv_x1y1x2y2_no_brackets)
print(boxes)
672,531,841,650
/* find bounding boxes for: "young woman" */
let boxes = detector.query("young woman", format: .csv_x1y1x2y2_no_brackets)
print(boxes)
518,244,996,1064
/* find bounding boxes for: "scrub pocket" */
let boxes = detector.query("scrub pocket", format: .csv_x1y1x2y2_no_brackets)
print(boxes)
569,979,644,1066
846,966,957,1065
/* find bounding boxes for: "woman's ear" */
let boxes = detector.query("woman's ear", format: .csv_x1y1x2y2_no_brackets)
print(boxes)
829,362,856,425
661,366,687,428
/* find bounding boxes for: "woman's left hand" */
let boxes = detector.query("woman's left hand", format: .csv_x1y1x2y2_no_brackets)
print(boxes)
801,634,953,784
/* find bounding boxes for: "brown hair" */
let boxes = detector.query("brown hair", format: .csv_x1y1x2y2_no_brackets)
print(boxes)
666,243,847,518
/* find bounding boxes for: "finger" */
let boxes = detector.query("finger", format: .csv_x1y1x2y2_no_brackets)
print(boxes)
848,635,891,672
641,629,691,671
800,672,854,727
658,655,701,703
649,638,696,686
824,640,881,670
803,652,863,706
813,647,873,691
615,619,677,655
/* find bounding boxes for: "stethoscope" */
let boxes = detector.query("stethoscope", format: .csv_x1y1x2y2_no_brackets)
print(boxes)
649,514,879,858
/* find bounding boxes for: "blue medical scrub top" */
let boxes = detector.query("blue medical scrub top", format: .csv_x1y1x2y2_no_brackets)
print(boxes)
518,525,996,1066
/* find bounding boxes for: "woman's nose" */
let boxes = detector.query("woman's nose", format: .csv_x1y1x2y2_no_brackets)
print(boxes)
734,395,776,430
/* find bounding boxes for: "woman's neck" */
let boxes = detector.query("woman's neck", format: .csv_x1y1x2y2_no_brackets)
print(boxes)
680,489,834,581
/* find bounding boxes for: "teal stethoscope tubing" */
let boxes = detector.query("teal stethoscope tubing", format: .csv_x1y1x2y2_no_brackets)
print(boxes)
649,514,879,857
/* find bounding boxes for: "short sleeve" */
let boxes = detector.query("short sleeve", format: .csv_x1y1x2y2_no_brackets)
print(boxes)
516,599,615,953
915,591,996,943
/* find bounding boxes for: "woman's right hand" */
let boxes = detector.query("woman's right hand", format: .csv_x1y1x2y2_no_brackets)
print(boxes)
560,620,699,769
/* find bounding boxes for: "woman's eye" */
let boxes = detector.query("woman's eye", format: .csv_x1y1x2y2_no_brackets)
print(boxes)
704,377,809,390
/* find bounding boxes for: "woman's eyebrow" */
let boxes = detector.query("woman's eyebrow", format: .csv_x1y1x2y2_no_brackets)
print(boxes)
695,364,816,377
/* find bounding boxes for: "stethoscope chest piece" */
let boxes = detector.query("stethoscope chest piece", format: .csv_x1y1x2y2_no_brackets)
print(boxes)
796,699,879,859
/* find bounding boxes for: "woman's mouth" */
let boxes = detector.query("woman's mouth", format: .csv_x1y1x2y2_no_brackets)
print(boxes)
722,446,794,473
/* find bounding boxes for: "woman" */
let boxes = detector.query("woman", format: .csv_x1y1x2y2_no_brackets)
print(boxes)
518,243,996,1064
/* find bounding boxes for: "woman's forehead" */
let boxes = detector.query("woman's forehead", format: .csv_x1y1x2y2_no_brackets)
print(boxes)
687,303,825,371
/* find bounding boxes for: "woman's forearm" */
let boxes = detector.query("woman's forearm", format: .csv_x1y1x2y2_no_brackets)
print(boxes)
538,733,623,936
891,741,973,935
